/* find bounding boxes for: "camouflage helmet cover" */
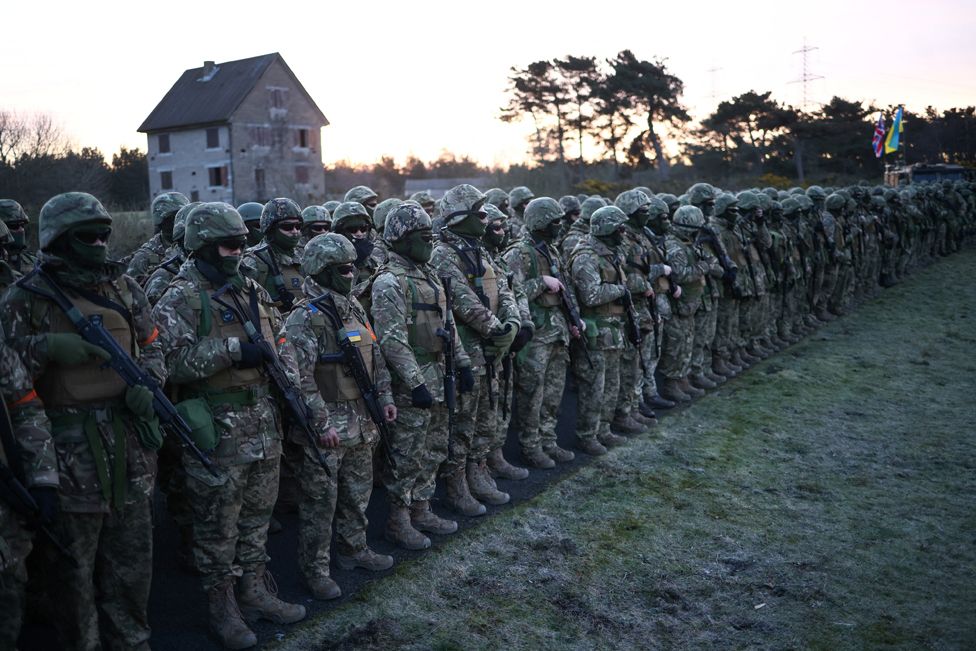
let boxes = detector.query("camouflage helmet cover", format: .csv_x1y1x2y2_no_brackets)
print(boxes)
646,196,670,218
332,201,371,232
558,195,581,214
384,203,432,243
672,205,706,229
322,200,341,213
579,196,608,222
372,198,403,231
589,205,628,236
714,192,738,216
656,193,679,209
756,192,773,212
687,182,716,206
173,201,201,243
343,185,378,205
508,186,534,211
806,185,827,200
0,219,11,245
151,191,189,227
484,188,509,208
184,202,247,252
824,193,846,212
301,232,356,275
523,197,564,231
795,194,814,210
441,184,486,227
614,189,651,217
236,201,264,223
260,197,303,233
301,205,331,225
736,190,761,212
0,199,29,224
39,192,112,250
407,191,435,208
781,197,801,215
483,202,507,223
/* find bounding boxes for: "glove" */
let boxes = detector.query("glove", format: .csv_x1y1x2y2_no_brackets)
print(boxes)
237,342,267,369
29,486,59,527
490,321,519,350
125,385,155,421
509,324,533,353
722,266,738,283
411,383,433,408
458,367,475,394
46,333,111,367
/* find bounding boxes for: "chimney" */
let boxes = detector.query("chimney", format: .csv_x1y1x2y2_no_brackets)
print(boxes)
198,60,219,82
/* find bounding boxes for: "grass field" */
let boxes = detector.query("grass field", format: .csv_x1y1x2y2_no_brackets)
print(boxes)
273,249,976,651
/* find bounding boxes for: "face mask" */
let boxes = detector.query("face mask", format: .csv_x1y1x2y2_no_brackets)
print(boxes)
631,209,650,228
542,221,562,242
10,230,26,251
701,202,715,218
647,216,668,235
451,213,487,238
395,230,433,264
352,237,374,265
218,254,242,276
160,215,176,244
484,225,506,250
246,224,263,247
724,210,740,226
599,230,623,247
320,266,355,295
65,225,111,268
272,227,301,250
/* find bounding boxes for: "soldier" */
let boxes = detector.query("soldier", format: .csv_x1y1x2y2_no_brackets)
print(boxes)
825,193,854,316
504,197,581,468
709,193,750,377
298,205,332,248
371,203,472,547
242,198,306,314
127,192,188,285
407,191,436,217
237,202,265,248
0,220,21,291
153,203,305,648
0,199,38,275
1,192,165,650
640,196,681,408
557,195,582,242
278,233,396,600
484,188,510,216
332,201,377,288
369,198,403,269
344,185,379,218
735,191,774,359
658,206,718,402
567,206,631,455
0,331,57,649
431,184,522,512
507,186,534,238
560,196,606,259
145,201,200,305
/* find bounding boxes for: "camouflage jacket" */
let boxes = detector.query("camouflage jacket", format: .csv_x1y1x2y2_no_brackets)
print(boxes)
567,234,626,351
143,245,185,305
487,243,532,328
6,249,37,277
279,277,393,449
0,259,20,294
431,230,520,369
153,259,284,470
709,217,754,298
664,232,711,317
619,223,667,329
735,221,771,296
559,221,588,263
126,232,170,285
0,257,165,512
0,330,57,489
370,251,470,398
502,234,578,345
242,241,305,312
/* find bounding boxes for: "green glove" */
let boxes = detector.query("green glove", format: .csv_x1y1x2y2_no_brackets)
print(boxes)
491,320,520,350
46,333,111,367
125,385,156,421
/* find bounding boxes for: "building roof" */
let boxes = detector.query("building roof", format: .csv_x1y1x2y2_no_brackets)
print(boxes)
138,52,328,133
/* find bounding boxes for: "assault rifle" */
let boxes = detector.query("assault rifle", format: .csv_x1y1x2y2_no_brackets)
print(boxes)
532,239,592,368
312,291,395,471
253,245,296,312
436,275,458,434
20,270,217,476
211,283,330,476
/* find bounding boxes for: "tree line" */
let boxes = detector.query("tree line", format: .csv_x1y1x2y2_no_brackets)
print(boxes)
499,50,976,185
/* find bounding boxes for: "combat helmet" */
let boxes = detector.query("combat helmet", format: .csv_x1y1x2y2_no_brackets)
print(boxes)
781,197,801,217
173,201,201,244
236,201,264,224
301,205,332,227
322,200,341,213
824,193,846,213
484,188,510,212
736,190,761,213
441,184,487,227
184,202,247,252
806,185,827,203
372,198,403,232
0,199,29,225
656,193,680,213
672,205,706,230
407,191,435,213
589,206,628,236
523,197,564,231
558,195,581,217
331,201,371,233
714,192,739,217
344,185,378,209
39,192,112,251
687,183,716,207
302,232,356,276
614,189,651,217
151,191,189,227
260,197,302,233
580,197,607,222
508,186,534,214
384,203,432,243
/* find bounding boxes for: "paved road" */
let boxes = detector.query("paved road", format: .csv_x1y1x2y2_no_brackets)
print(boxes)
24,374,666,649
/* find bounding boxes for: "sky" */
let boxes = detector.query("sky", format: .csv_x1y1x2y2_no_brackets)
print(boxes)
2,0,974,168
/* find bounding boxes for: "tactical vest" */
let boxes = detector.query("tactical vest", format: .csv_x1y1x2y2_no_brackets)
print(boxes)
675,241,705,315
450,245,499,348
571,247,625,318
255,247,303,309
394,268,446,363
185,283,276,393
33,284,135,408
521,241,562,309
310,301,374,402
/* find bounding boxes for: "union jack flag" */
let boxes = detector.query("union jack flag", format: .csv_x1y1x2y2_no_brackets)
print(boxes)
872,113,886,158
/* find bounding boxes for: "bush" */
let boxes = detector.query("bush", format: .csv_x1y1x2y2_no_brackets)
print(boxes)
109,210,153,259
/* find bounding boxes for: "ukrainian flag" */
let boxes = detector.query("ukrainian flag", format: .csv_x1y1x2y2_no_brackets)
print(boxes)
884,106,904,154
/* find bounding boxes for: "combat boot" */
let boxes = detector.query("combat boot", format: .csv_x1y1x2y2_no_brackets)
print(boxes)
738,348,761,365
610,414,644,435
306,575,341,601
385,504,433,549
746,343,769,360
689,373,717,390
542,444,575,463
444,467,487,517
486,447,529,480
632,408,657,428
678,376,705,399
336,547,394,572
208,579,257,649
659,378,691,403
638,401,657,420
410,500,458,535
643,392,676,409
237,566,306,625
711,355,734,378
705,368,727,385
577,438,607,456
598,431,627,447
523,447,556,469
467,460,510,506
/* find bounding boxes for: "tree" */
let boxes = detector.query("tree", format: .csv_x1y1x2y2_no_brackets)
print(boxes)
109,147,149,208
606,50,689,179
554,55,601,168
697,91,795,173
500,60,572,165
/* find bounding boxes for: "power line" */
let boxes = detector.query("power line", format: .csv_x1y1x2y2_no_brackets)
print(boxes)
789,37,824,110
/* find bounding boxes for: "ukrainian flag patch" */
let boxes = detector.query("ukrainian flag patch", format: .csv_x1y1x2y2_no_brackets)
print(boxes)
345,329,363,343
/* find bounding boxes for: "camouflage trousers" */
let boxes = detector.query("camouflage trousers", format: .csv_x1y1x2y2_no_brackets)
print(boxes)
738,296,763,346
829,264,853,313
293,437,374,582
515,340,569,453
691,306,718,375
713,296,741,358
382,389,448,508
816,268,838,312
659,313,695,379
0,505,32,650
616,342,641,419
444,366,498,475
157,433,192,528
640,321,662,398
54,496,154,651
492,355,516,450
575,347,621,443
186,455,279,592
